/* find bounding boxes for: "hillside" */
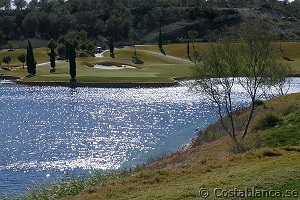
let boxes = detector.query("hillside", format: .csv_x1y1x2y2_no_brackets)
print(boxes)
149,7,300,43
2,1,300,49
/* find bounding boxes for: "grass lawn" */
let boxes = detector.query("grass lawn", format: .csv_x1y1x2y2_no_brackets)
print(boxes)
276,42,300,74
1,42,300,83
0,45,193,83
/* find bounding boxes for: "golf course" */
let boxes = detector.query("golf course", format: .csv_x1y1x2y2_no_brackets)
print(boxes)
1,42,299,85
1,42,300,200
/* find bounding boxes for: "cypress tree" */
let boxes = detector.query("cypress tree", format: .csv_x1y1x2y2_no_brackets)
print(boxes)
65,41,70,61
69,44,76,80
187,41,190,57
158,29,163,50
109,37,114,58
26,40,36,76
50,48,55,69
158,29,166,55
48,39,56,71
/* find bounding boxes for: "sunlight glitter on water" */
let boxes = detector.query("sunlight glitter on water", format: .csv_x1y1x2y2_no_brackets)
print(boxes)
1,84,214,178
0,79,299,196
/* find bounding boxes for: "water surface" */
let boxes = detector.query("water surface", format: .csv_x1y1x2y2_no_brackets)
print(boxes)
0,79,299,197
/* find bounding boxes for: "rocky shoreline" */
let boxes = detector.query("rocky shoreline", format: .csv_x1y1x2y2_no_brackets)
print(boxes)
0,75,21,80
1,74,299,88
15,80,178,88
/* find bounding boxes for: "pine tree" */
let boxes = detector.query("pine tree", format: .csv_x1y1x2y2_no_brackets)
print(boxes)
69,44,76,80
26,40,36,76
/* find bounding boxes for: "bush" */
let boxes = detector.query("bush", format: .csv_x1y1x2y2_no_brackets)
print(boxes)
254,99,264,107
78,51,89,57
132,56,144,64
263,150,282,157
255,113,282,130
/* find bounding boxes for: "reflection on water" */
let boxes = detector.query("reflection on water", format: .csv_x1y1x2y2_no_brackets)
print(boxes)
0,79,299,196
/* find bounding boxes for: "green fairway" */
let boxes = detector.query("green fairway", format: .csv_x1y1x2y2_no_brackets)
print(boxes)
1,42,299,83
42,70,159,78
0,44,193,83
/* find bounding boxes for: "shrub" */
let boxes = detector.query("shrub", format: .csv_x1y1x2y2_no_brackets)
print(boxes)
284,147,300,152
78,51,89,57
254,99,264,107
263,150,282,157
132,56,144,64
255,113,282,130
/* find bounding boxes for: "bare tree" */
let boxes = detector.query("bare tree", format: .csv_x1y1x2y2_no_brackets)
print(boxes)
192,42,242,147
192,19,290,149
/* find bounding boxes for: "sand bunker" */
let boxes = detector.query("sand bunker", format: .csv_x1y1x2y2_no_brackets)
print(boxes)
94,64,135,70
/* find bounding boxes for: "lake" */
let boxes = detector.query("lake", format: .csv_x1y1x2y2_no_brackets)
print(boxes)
0,79,299,197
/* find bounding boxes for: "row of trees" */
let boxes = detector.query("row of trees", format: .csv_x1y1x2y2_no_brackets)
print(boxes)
0,40,76,80
0,54,26,68
0,0,294,11
0,0,299,46
31,39,77,80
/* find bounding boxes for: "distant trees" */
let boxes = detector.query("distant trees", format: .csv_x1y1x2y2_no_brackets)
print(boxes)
18,53,26,69
13,0,27,10
0,31,6,48
7,41,15,51
192,19,290,149
0,0,11,10
0,0,297,43
57,44,66,60
26,40,36,76
69,44,76,81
